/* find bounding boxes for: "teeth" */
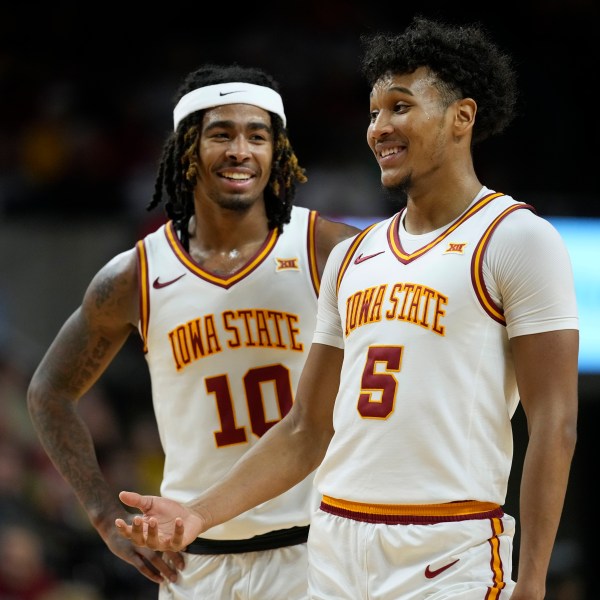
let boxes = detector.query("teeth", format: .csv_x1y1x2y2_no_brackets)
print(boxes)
222,172,251,180
381,147,400,158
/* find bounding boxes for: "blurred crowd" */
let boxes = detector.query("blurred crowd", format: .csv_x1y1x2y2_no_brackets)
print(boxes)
0,344,164,599
1,2,599,225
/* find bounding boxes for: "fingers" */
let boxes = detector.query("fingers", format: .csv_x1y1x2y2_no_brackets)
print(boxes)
114,508,189,552
109,530,182,585
144,550,183,583
163,550,186,571
115,518,133,543
134,557,165,585
171,518,185,549
115,515,174,552
143,517,184,552
128,515,157,547
141,516,160,549
119,490,150,510
115,515,153,544
130,549,182,584
115,515,141,541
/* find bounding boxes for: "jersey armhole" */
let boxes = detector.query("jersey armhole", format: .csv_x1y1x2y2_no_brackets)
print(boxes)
136,240,150,353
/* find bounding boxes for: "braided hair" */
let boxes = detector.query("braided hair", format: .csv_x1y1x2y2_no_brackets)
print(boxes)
148,64,307,249
360,16,518,145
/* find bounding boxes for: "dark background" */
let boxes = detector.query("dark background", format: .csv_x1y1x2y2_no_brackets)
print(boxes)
0,2,596,599
2,1,599,220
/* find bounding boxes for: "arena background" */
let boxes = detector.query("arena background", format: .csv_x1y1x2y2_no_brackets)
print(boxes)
0,2,597,598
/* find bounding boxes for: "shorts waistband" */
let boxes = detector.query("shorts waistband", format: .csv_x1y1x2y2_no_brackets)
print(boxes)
320,496,503,525
185,525,309,555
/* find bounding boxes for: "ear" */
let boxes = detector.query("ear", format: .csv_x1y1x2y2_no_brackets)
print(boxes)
453,97,477,138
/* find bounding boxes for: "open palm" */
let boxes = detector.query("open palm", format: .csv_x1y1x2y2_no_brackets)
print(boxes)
115,491,205,551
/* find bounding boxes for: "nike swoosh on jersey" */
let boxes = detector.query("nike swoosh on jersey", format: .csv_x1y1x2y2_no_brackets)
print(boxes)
354,251,385,264
424,558,460,579
152,274,186,289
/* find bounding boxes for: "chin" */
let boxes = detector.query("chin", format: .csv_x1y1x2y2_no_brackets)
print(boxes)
382,172,411,194
218,195,256,212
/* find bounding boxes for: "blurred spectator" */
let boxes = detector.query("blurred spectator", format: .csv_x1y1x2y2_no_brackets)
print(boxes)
0,523,59,599
0,437,34,528
39,582,103,600
5,82,126,218
0,343,160,598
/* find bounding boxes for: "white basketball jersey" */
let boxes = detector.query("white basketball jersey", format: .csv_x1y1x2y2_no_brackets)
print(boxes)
314,191,549,505
137,206,321,540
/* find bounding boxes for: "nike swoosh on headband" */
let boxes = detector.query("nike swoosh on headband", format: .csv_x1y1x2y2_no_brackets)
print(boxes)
173,82,287,129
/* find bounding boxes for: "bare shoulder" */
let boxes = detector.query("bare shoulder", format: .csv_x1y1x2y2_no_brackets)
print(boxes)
28,247,140,401
83,247,139,327
313,215,361,278
315,214,361,255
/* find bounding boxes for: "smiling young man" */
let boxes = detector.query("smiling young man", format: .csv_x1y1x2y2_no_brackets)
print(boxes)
115,19,579,600
27,64,359,599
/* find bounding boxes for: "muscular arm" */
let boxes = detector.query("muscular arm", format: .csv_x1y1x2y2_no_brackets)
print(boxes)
28,249,138,517
117,342,342,551
27,248,182,582
510,328,578,600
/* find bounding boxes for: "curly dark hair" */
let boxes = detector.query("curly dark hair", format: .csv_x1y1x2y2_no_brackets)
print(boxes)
148,63,307,248
360,16,518,145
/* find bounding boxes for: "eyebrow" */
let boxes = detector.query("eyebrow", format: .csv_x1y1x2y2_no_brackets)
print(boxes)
370,84,414,100
388,85,414,96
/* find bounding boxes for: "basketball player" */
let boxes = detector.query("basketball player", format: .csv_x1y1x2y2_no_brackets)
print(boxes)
27,63,359,599
115,18,579,600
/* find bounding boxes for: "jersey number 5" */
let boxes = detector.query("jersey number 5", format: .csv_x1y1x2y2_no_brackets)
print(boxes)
358,345,403,419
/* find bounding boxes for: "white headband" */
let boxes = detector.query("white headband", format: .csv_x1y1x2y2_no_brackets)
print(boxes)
173,82,287,130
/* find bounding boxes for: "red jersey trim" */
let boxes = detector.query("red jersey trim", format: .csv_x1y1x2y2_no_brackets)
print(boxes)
336,223,378,294
136,240,150,353
472,204,535,325
320,496,503,524
164,220,279,290
307,210,320,296
387,192,505,264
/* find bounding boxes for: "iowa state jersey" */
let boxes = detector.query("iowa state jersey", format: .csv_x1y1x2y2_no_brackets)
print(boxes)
312,190,578,506
137,206,321,540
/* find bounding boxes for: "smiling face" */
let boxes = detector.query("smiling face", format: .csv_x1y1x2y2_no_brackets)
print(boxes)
366,67,462,193
194,103,274,212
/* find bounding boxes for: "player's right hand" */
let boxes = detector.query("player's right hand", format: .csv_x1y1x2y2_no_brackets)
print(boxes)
101,515,184,584
115,491,204,552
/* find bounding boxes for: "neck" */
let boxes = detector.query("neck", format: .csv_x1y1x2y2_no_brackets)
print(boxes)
190,194,270,253
403,173,482,235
